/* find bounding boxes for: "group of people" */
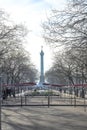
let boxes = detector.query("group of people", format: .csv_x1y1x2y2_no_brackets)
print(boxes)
2,87,15,99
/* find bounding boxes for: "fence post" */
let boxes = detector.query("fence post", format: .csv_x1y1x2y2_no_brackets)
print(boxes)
48,95,50,108
21,96,23,107
25,96,27,105
0,76,2,130
74,87,76,107
84,89,86,112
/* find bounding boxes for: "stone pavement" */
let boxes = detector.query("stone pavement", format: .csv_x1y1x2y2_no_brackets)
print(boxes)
1,106,87,130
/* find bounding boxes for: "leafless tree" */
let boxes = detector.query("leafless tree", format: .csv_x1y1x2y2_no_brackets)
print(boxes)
43,0,87,85
0,9,38,84
43,0,87,48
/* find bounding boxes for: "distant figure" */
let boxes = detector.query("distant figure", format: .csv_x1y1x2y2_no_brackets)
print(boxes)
2,86,15,99
2,89,7,99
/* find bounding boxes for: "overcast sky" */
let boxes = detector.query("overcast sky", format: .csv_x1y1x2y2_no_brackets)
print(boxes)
0,0,66,72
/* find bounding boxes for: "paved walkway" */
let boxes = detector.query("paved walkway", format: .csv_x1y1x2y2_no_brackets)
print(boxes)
1,106,87,130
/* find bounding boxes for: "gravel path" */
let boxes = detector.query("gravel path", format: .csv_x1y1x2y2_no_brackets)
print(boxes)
1,106,87,130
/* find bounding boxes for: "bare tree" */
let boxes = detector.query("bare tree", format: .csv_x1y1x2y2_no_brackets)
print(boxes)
43,0,87,85
2,49,38,84
43,0,87,48
0,9,38,84
0,9,27,60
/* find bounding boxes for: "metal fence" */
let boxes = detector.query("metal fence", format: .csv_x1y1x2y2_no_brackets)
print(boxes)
1,96,87,106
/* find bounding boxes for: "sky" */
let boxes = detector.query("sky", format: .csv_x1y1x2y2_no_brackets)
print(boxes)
0,0,66,72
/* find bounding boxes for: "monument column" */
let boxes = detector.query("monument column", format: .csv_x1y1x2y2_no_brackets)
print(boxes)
40,46,44,84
